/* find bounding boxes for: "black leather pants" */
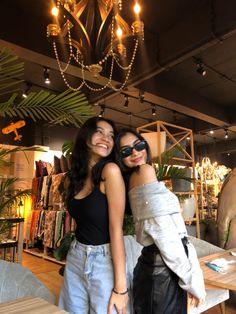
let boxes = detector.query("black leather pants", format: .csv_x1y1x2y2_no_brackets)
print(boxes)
133,243,187,314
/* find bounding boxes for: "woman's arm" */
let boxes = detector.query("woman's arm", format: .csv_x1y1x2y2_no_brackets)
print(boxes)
103,162,128,314
132,164,205,301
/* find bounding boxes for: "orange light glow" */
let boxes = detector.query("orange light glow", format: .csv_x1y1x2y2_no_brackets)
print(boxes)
51,6,59,17
134,2,141,15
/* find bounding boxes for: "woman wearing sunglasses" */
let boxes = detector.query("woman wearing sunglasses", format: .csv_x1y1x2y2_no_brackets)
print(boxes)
115,128,205,314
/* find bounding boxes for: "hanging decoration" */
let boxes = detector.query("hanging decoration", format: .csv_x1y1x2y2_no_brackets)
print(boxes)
2,120,26,141
47,0,144,92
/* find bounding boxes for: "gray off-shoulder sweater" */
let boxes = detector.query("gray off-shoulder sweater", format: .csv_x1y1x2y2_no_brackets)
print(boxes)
128,180,206,300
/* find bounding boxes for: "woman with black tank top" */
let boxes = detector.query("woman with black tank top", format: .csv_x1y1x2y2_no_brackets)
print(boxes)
59,117,129,314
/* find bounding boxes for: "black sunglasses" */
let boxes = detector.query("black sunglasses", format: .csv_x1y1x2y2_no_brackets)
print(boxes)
120,140,147,158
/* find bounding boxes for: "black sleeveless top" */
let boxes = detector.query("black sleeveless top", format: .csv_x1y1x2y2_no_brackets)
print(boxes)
68,186,110,245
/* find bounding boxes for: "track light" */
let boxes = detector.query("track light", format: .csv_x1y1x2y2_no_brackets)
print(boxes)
209,130,214,134
196,62,206,76
44,67,51,84
151,107,156,116
123,95,129,108
22,82,32,98
224,129,228,139
98,106,105,117
139,90,145,103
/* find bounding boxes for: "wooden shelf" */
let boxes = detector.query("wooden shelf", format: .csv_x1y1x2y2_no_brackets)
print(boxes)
137,120,201,238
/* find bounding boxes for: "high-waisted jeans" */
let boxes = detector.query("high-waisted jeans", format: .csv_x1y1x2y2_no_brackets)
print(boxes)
133,241,188,314
58,239,120,314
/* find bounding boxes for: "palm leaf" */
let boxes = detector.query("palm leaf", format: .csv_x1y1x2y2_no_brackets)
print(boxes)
62,141,74,158
0,145,45,168
154,147,194,182
0,220,13,237
155,163,192,181
0,89,94,127
0,46,94,127
0,182,31,213
0,47,24,95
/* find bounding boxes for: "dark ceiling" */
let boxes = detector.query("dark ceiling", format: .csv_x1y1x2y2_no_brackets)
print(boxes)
1,0,236,166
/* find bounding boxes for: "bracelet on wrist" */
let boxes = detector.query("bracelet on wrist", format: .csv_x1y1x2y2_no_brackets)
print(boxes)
112,288,129,295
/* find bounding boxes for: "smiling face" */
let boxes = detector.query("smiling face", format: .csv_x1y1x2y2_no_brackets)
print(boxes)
88,120,114,163
119,132,147,168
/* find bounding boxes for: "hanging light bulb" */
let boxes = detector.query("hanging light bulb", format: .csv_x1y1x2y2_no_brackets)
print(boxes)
151,107,156,116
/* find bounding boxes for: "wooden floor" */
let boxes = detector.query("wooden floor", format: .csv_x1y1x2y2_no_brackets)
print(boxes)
22,252,236,313
22,252,63,304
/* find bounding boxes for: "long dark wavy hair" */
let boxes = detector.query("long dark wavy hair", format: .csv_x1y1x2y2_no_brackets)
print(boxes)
66,116,117,205
114,128,152,215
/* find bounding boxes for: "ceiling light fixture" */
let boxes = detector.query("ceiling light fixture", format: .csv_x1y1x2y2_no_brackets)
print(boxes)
47,0,144,92
123,95,129,108
209,130,214,134
194,58,206,76
224,129,229,139
139,90,145,103
22,82,32,98
98,105,105,117
151,106,156,116
44,67,51,84
196,63,206,76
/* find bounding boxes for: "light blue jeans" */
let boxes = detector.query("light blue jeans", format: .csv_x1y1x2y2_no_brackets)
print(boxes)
58,239,131,314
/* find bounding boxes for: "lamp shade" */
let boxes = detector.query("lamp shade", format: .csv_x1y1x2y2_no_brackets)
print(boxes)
141,131,166,158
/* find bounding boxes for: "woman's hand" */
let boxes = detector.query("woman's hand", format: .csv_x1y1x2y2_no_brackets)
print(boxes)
188,293,204,308
108,291,128,314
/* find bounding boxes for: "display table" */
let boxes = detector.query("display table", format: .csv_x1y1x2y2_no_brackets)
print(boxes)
0,297,69,314
199,248,236,291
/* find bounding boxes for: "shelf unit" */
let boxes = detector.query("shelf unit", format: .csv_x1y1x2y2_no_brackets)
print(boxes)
137,120,200,238
0,217,24,263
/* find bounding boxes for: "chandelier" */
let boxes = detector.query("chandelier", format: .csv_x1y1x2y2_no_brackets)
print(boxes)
47,0,144,92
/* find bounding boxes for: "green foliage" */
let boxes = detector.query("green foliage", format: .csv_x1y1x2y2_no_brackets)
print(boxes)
123,215,135,236
154,147,193,182
0,89,94,127
0,146,45,239
62,140,74,158
0,46,95,127
54,232,74,261
0,47,24,96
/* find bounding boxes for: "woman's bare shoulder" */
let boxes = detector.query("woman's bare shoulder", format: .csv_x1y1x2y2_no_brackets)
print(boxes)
102,162,122,177
131,164,157,185
139,164,156,176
